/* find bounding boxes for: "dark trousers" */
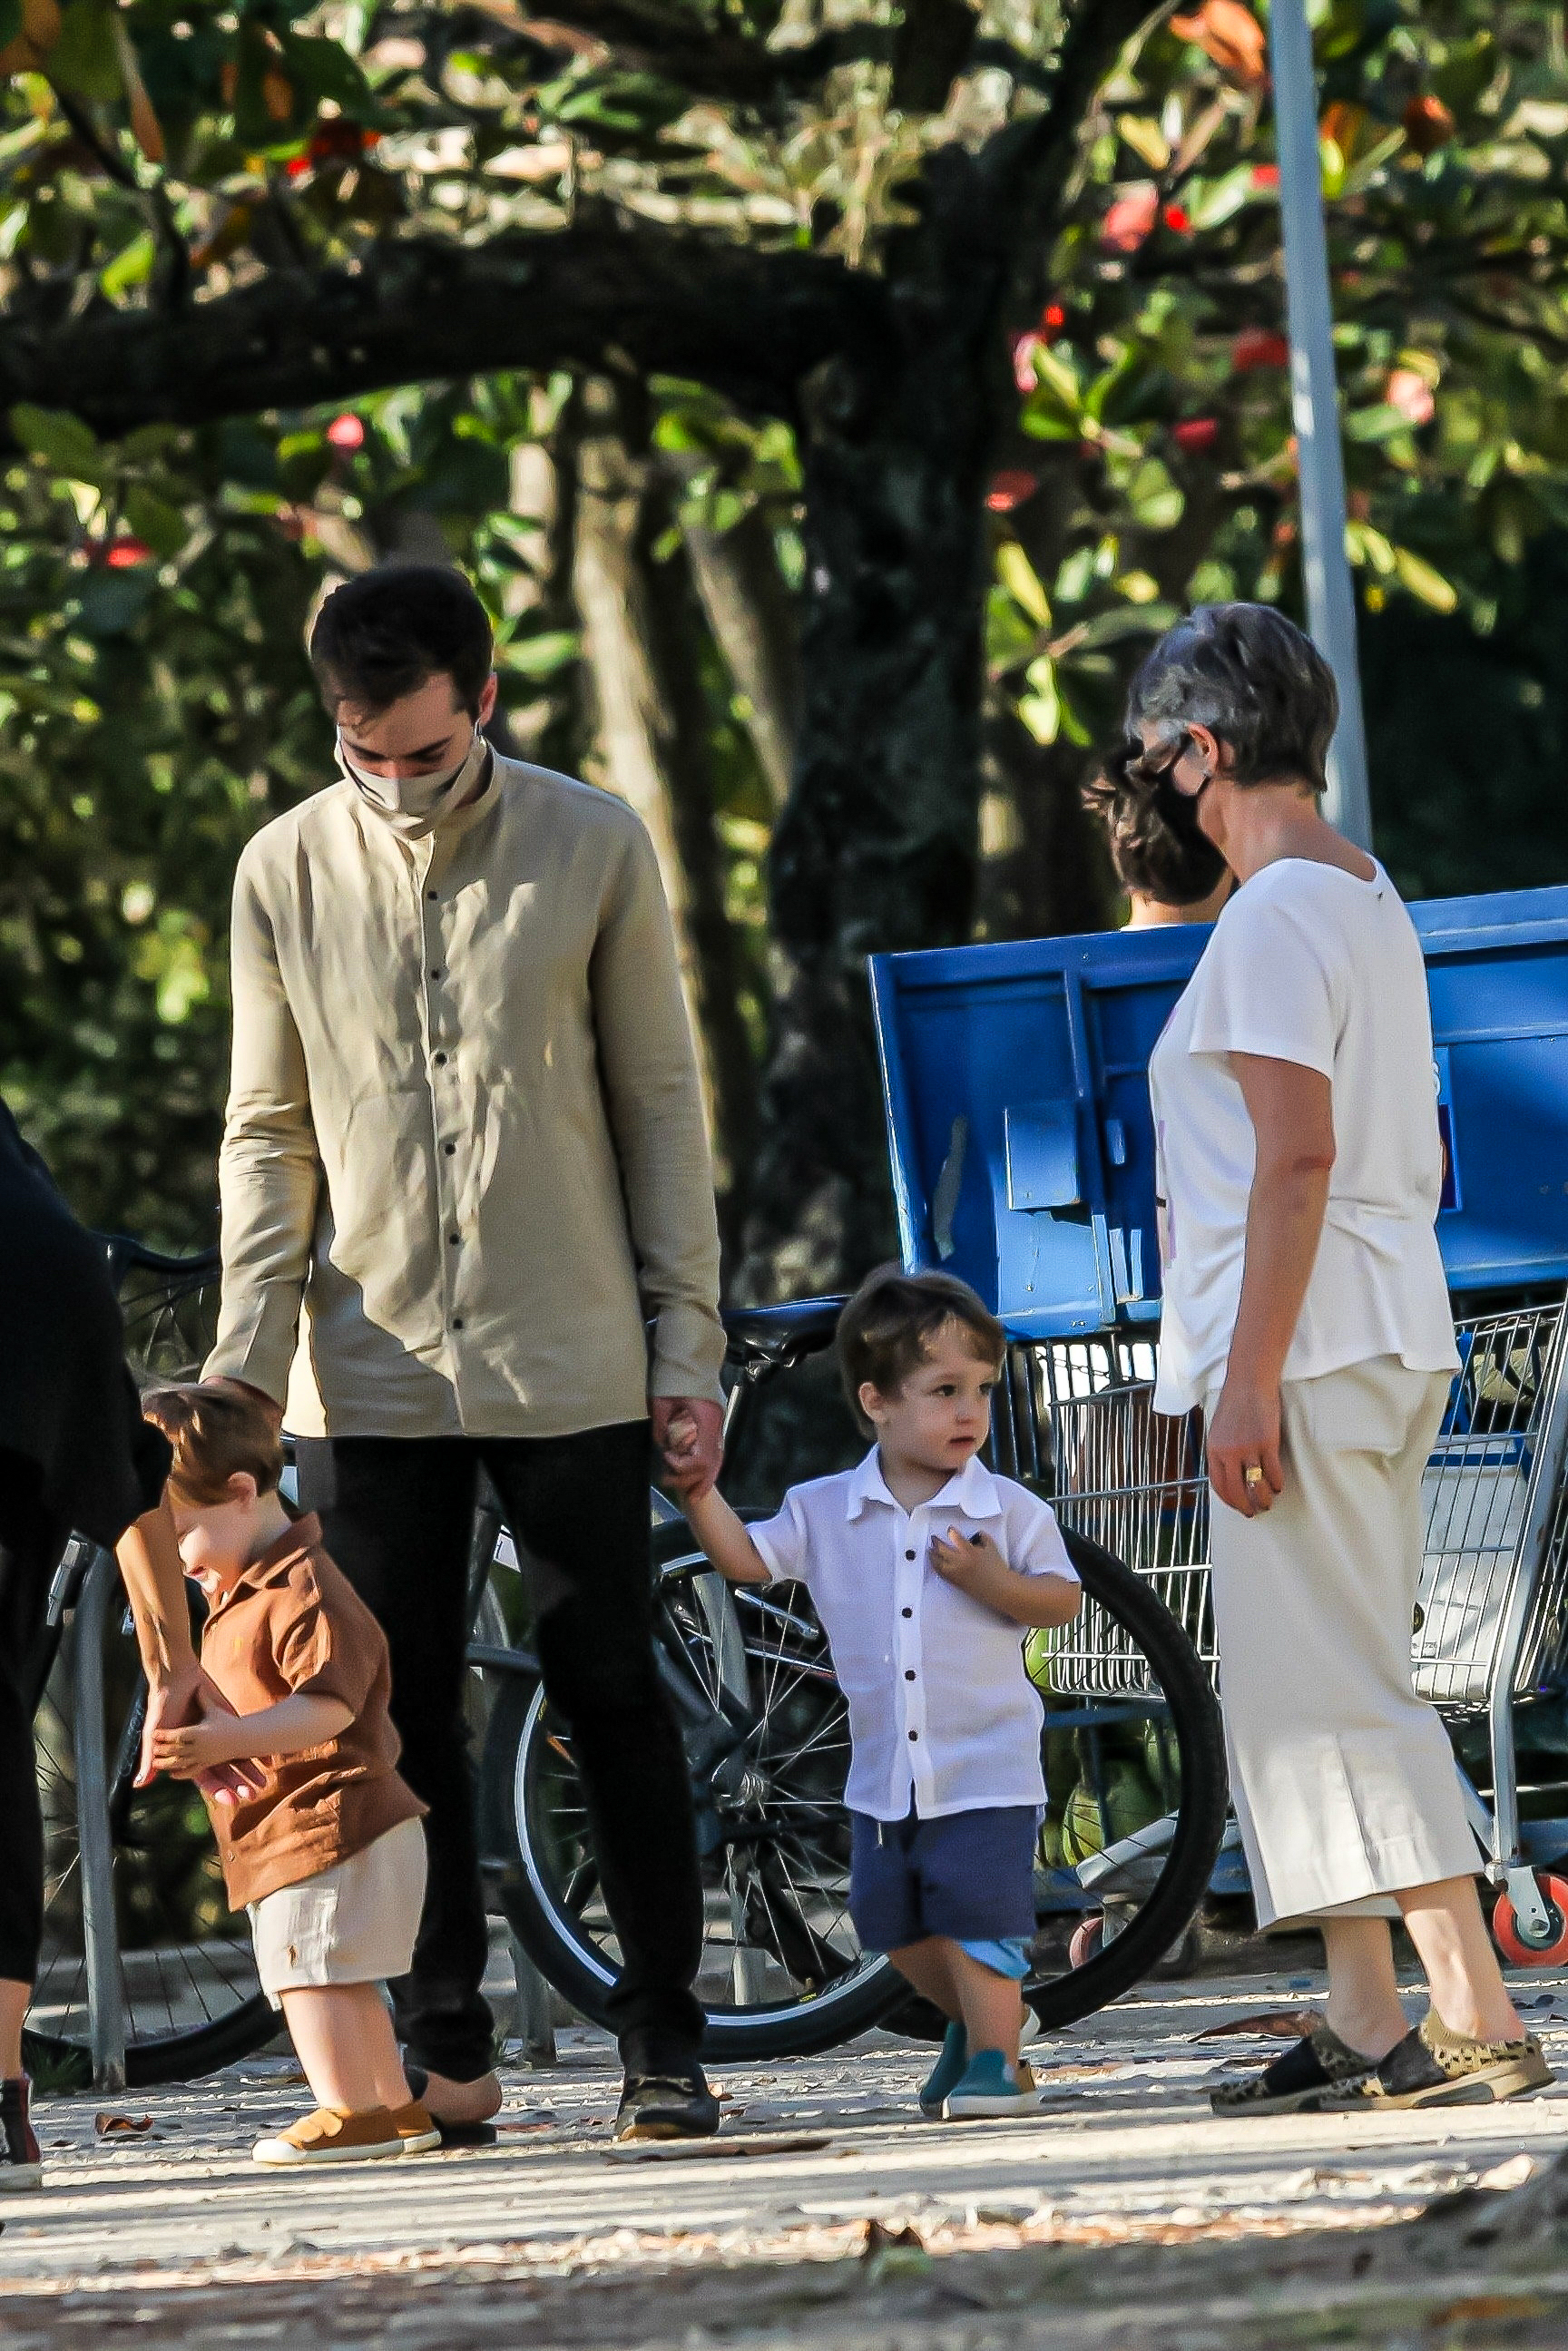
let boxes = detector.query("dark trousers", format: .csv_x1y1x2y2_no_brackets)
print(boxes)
294,1422,706,2080
0,1450,70,1986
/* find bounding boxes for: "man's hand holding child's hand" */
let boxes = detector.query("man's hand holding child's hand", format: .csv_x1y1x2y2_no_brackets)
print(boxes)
929,1526,1007,1603
150,1713,250,1778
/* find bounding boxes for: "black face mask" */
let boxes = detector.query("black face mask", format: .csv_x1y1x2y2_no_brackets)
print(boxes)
1097,732,1228,896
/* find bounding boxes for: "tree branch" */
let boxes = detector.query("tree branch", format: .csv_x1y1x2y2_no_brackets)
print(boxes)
0,215,875,438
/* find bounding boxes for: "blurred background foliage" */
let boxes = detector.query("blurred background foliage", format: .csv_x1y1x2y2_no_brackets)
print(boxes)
0,0,1565,1272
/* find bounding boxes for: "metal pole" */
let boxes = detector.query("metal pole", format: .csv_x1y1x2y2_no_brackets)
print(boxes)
1269,0,1373,849
75,1546,128,2093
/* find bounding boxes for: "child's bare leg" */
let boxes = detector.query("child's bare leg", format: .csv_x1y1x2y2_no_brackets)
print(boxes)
280,1985,411,2112
945,1943,1023,2066
888,1937,961,2019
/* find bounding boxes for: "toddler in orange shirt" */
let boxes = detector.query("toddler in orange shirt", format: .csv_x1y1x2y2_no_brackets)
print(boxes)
142,1382,439,2167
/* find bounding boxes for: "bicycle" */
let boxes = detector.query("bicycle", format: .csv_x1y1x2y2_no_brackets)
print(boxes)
30,1256,1228,2082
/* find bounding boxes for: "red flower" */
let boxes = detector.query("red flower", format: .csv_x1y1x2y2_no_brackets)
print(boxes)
986,471,1038,514
1172,417,1220,454
326,413,367,452
103,538,153,569
1404,93,1455,157
284,154,310,179
1231,328,1290,372
1043,302,1066,338
1101,183,1159,254
1162,202,1192,234
1250,162,1279,190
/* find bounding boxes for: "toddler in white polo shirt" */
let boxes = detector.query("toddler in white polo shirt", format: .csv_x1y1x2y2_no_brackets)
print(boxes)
676,1266,1082,2119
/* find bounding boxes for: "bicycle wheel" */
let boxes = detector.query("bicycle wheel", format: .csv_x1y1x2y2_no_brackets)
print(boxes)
480,1534,904,2062
26,1559,272,2088
1021,1526,1228,2031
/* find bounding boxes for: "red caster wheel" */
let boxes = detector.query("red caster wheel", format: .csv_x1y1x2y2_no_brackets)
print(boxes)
1493,1873,1568,1966
1069,1915,1104,1968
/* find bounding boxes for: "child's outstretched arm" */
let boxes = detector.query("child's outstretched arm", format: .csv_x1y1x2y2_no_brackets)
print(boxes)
681,1483,772,1587
929,1530,1083,1627
149,1692,354,1778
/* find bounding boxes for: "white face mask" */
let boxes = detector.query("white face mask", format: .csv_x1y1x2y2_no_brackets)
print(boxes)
337,723,490,839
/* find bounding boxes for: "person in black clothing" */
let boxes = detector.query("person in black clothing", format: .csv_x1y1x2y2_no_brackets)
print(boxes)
0,1099,232,2188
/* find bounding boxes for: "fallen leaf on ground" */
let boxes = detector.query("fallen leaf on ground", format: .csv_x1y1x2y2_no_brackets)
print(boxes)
861,2216,933,2282
94,2112,153,2138
607,2131,832,2163
1478,2153,1539,2191
1194,2008,1320,2042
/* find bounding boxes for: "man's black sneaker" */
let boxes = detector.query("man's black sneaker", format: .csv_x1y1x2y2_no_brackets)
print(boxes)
613,2072,722,2143
1,2075,42,2189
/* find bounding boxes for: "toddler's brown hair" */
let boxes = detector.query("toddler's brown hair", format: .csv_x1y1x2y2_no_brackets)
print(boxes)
142,1381,285,1508
837,1266,1005,1437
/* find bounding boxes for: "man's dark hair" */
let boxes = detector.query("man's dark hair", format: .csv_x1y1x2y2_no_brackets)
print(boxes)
1082,764,1229,906
1125,602,1338,794
309,565,495,718
837,1265,1006,1438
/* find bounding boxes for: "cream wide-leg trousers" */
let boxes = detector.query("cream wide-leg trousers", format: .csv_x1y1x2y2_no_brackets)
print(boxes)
1205,1355,1478,1929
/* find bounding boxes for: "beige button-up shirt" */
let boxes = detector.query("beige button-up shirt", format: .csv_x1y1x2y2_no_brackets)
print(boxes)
205,754,726,1439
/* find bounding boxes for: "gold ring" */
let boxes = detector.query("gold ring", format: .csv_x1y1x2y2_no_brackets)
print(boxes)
1243,1464,1266,1487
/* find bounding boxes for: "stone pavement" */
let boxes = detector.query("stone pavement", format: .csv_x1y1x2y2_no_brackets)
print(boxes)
7,1967,1568,2346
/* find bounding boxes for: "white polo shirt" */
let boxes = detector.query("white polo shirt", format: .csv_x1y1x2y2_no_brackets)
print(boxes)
748,1449,1078,1822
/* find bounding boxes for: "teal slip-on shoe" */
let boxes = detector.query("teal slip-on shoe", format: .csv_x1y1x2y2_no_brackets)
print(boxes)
942,2051,1042,2120
918,2022,968,2117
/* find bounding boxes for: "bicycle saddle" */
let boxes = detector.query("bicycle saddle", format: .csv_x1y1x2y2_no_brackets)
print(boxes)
722,1296,848,1374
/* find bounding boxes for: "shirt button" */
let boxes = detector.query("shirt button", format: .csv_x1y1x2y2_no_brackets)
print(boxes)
901,1607,912,1618
448,1231,460,1246
452,1317,465,1331
904,1670,916,1681
907,1729,918,1741
426,888,438,900
905,1550,916,1562
429,966,442,980
433,1052,447,1066
443,1142,456,1156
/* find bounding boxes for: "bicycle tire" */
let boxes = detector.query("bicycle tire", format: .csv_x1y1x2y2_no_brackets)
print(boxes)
479,1661,905,2063
1023,1525,1228,2032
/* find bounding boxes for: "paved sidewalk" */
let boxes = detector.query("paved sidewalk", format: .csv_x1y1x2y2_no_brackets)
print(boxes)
6,1968,1568,2345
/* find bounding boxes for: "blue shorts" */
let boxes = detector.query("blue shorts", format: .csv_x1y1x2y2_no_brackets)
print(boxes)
849,1804,1037,1955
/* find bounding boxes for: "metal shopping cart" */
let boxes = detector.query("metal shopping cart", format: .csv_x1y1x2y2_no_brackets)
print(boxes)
869,883,1568,1965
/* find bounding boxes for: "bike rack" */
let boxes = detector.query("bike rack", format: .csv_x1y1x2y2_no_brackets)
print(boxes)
74,1545,128,2092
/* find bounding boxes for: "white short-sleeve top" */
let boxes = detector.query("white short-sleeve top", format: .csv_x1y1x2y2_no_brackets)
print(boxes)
1148,857,1459,1416
747,1449,1077,1821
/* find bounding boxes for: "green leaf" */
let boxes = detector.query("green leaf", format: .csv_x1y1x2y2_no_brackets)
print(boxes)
11,404,100,476
101,232,155,300
996,544,1052,628
1018,661,1060,745
122,485,188,560
49,0,122,103
504,629,579,681
1391,546,1458,613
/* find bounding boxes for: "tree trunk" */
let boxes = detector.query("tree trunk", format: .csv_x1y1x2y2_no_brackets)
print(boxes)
572,375,760,1241
740,150,1003,1301
681,504,800,812
975,709,1114,944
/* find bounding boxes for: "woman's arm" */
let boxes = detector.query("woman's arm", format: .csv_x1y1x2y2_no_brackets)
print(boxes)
149,1692,354,1777
1206,1053,1335,1517
680,1484,772,1586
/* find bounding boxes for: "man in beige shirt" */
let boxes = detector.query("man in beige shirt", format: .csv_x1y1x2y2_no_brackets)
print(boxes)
206,565,728,2142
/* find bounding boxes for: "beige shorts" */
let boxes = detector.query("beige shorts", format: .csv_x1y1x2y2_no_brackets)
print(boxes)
249,1817,427,2006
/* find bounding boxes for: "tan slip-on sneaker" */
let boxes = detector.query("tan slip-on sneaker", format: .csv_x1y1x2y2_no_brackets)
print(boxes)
252,2104,407,2165
1210,2022,1377,2117
389,2099,442,2154
1307,2013,1553,2112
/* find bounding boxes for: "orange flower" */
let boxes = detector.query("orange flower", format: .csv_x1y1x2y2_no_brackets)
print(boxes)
1101,183,1159,254
1170,1,1268,89
986,471,1038,514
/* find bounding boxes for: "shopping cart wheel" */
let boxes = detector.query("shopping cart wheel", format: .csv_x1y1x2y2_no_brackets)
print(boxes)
1068,1916,1103,1969
1492,1875,1568,1967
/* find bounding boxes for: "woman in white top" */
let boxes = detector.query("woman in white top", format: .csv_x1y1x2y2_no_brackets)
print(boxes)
1123,603,1546,2115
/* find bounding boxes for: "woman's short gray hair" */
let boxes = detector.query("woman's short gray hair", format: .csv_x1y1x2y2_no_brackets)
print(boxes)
1125,603,1338,793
